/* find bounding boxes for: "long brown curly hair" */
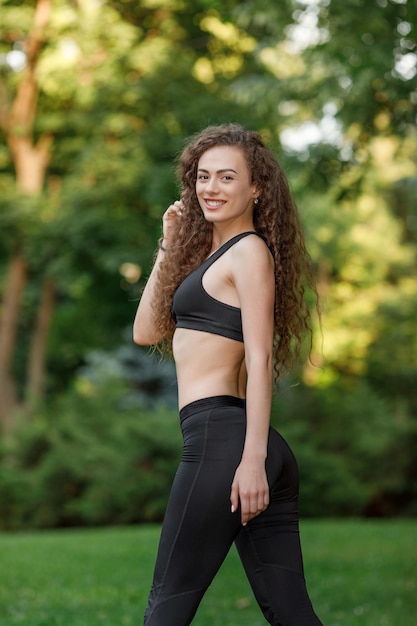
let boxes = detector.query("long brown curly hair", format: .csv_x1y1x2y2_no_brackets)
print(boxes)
150,123,316,385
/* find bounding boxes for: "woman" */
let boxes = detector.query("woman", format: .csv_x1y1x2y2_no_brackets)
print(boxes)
134,123,323,625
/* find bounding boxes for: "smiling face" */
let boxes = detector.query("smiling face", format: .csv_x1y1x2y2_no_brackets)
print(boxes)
195,145,258,229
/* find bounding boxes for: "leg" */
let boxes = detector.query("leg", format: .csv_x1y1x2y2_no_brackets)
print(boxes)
144,397,246,625
235,428,323,625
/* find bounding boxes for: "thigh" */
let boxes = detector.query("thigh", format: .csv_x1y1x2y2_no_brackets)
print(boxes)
145,403,245,625
235,427,303,578
236,514,322,626
235,430,323,625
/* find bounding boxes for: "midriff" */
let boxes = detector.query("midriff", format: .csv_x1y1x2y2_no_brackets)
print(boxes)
173,328,246,409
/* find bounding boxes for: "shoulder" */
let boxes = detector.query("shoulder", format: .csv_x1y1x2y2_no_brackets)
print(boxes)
231,233,273,269
230,234,275,303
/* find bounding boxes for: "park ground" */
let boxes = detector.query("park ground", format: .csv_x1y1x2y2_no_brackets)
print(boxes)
0,519,415,626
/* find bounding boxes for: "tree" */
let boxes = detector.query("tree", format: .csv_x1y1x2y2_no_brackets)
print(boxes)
1,0,416,517
0,0,53,421
0,0,286,424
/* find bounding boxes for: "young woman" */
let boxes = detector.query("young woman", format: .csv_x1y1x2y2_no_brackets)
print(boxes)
134,124,323,625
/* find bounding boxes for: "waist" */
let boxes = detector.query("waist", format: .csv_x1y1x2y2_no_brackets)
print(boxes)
173,329,247,408
180,395,246,423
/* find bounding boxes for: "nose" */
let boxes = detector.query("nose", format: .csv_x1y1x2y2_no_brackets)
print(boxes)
205,177,219,194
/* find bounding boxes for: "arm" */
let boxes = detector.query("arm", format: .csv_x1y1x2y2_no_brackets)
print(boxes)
229,236,275,525
133,200,184,345
133,245,166,345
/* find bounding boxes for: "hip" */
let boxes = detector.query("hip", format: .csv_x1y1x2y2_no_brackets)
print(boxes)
178,395,299,501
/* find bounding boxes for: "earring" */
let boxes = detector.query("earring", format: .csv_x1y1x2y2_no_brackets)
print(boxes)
254,197,259,205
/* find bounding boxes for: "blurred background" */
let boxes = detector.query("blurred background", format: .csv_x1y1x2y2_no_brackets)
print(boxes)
0,0,416,530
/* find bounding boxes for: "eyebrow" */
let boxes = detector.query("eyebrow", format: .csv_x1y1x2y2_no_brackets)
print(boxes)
197,168,238,174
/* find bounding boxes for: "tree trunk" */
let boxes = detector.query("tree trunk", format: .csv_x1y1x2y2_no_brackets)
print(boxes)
8,134,53,195
0,0,53,422
0,256,27,425
3,0,53,195
26,278,55,403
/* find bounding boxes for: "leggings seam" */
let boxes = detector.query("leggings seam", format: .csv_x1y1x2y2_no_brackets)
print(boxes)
242,527,304,624
146,410,212,622
150,585,207,607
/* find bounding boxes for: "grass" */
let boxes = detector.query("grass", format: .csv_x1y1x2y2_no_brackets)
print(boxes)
0,520,415,625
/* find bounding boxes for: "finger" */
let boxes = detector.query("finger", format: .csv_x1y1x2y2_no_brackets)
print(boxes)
173,200,184,213
259,491,269,512
241,508,249,526
164,200,182,215
242,493,269,525
230,482,239,514
240,494,252,526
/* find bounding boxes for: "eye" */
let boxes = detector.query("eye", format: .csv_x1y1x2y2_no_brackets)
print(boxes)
222,175,233,181
197,174,209,180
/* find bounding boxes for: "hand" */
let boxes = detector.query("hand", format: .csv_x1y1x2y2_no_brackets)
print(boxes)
162,200,184,247
230,459,270,526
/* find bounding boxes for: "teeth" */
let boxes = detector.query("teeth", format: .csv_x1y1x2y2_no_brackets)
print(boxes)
206,200,224,207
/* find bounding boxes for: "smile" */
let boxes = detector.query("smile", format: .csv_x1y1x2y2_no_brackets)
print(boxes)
205,199,226,208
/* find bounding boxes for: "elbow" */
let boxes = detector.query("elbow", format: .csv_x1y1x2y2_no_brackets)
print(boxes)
133,320,151,346
133,309,154,345
133,321,163,346
246,351,273,377
133,328,152,346
133,333,147,346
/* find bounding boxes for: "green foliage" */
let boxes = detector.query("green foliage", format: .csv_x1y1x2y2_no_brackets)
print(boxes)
78,337,178,408
1,0,417,522
1,364,415,530
1,0,288,396
272,378,417,517
0,378,181,530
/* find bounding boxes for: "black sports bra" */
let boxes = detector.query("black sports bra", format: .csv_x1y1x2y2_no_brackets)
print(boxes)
172,231,263,342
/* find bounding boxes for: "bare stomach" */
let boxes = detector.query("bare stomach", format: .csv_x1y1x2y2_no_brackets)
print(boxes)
172,328,247,409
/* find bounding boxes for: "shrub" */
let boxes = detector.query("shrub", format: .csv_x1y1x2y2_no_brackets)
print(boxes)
271,378,417,517
0,379,181,530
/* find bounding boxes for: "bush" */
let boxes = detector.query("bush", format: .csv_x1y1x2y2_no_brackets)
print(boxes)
1,362,415,530
0,379,181,530
271,378,417,517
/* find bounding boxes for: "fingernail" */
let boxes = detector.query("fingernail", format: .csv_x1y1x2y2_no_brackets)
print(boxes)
231,505,235,513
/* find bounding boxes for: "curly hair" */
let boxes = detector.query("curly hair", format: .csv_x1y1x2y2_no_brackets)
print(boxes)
150,123,316,385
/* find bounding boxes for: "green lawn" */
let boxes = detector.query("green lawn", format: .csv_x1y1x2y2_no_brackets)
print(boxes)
0,520,415,625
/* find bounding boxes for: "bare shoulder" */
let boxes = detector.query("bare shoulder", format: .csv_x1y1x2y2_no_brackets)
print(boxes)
232,233,273,269
231,233,275,310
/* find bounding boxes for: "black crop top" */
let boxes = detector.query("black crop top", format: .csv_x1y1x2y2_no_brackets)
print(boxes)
171,231,263,342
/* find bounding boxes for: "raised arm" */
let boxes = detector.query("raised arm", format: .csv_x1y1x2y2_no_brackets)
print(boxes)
133,200,183,345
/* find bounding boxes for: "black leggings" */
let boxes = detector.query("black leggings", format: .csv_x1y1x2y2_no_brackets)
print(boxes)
144,396,323,625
